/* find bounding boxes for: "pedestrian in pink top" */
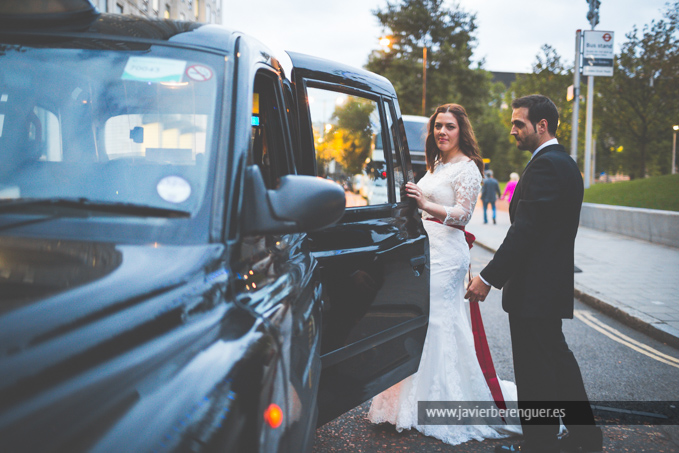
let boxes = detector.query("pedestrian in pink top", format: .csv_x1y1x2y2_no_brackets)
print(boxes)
501,172,519,203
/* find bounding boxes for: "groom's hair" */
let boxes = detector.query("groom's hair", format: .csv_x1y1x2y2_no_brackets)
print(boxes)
511,95,559,136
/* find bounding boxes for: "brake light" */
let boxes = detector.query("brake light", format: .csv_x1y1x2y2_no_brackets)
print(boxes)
264,403,283,429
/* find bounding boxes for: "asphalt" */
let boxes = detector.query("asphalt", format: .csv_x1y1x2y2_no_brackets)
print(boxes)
470,199,679,349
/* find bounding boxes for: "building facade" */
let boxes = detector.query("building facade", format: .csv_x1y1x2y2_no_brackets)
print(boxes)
94,0,221,24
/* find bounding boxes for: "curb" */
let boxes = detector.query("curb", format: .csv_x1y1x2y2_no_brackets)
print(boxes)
474,239,679,350
573,288,679,350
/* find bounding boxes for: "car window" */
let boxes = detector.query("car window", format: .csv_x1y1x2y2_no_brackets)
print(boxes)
383,100,405,203
403,117,429,182
0,44,220,214
250,71,291,189
306,87,390,207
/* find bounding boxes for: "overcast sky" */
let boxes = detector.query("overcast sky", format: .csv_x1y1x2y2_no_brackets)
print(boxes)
222,0,670,73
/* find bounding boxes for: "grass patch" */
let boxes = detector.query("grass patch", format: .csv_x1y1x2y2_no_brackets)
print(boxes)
583,174,679,212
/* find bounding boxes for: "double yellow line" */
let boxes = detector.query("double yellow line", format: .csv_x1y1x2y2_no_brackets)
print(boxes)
574,310,679,370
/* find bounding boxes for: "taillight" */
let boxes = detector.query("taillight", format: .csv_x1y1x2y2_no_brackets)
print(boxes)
264,403,283,429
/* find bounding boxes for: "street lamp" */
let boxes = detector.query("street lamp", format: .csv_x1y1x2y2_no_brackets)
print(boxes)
673,125,678,175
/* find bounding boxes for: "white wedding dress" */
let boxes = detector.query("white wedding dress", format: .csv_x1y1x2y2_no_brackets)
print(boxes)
368,159,522,445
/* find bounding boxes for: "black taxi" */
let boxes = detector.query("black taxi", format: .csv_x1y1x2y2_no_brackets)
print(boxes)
0,1,429,451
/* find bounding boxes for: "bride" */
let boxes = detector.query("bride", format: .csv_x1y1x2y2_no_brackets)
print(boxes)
367,104,521,445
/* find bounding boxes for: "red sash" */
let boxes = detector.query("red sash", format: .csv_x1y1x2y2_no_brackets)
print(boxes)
425,218,507,411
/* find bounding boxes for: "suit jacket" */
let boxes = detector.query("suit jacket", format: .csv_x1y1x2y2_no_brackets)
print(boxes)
481,177,501,203
480,144,583,318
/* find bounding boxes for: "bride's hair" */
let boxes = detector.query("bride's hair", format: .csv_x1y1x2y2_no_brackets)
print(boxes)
425,104,484,176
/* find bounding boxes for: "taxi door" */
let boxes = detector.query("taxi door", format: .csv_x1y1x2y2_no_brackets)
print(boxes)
288,52,430,425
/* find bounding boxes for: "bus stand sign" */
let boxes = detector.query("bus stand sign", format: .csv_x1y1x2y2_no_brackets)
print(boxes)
582,30,614,77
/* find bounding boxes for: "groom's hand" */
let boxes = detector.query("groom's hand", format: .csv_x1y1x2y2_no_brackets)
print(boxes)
465,276,491,303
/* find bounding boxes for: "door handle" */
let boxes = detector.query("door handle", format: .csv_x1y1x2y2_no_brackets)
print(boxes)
410,255,426,277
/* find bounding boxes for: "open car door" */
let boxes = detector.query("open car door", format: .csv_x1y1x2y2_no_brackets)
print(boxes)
288,52,430,425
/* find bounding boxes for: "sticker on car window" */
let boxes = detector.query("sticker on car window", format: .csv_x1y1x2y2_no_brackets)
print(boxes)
157,176,191,203
186,64,213,82
122,57,187,83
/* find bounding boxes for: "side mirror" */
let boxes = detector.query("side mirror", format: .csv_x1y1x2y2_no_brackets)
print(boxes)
242,166,346,235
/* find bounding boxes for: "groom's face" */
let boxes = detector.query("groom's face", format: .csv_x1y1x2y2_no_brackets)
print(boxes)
510,107,540,152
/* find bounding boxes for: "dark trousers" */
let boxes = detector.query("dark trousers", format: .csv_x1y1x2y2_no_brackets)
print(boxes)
508,314,600,451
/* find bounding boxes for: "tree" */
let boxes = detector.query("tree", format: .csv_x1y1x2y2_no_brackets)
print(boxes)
503,45,575,172
366,0,513,179
474,77,516,181
316,97,375,176
365,0,490,118
596,1,679,178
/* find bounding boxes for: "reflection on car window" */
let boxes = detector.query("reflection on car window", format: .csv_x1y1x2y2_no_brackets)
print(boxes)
250,72,290,189
0,45,219,214
306,87,388,207
384,100,405,203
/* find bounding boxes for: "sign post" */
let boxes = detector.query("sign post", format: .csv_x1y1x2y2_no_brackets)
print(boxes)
571,30,582,162
582,30,614,188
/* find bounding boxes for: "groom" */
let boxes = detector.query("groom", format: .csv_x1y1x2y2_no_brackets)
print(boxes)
466,95,602,453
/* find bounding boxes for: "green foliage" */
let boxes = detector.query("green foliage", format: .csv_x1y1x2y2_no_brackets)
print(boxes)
365,0,511,178
364,0,679,183
595,1,679,179
366,0,489,118
584,174,679,211
473,80,517,181
316,97,375,175
504,44,576,172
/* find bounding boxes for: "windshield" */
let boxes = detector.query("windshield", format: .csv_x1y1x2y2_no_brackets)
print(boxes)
0,42,220,216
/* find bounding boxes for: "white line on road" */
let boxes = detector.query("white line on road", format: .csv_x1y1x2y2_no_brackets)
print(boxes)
574,309,679,369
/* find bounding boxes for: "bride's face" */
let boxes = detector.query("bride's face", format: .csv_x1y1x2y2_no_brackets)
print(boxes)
433,112,460,154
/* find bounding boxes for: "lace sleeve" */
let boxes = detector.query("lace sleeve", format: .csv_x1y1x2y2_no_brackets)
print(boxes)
443,164,482,226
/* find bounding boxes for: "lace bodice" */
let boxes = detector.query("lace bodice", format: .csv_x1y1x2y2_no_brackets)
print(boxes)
417,160,482,226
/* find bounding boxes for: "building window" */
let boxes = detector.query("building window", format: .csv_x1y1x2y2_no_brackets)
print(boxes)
206,5,211,22
180,12,185,20
116,3,123,13
153,0,159,12
164,5,170,18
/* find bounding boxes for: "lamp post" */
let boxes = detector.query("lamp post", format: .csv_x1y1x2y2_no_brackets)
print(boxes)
422,46,427,116
673,125,678,175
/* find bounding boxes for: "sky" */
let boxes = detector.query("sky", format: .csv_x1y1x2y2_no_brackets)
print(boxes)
222,0,671,73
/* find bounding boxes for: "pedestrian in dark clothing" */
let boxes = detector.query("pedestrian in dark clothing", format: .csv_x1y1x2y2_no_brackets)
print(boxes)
481,170,501,224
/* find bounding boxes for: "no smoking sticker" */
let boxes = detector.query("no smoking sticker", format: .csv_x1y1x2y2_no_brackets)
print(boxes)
186,65,213,82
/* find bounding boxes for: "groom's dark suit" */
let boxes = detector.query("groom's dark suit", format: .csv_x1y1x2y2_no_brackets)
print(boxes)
481,144,581,317
480,144,600,451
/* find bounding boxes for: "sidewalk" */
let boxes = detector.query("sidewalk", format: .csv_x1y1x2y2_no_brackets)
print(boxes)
470,200,679,348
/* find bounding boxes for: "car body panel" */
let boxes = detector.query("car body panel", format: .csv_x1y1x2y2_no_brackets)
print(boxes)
0,5,429,452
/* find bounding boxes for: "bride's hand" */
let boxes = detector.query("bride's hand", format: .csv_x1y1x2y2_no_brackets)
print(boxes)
406,182,427,209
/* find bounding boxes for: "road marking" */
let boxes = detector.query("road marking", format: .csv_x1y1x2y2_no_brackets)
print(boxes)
574,310,679,369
